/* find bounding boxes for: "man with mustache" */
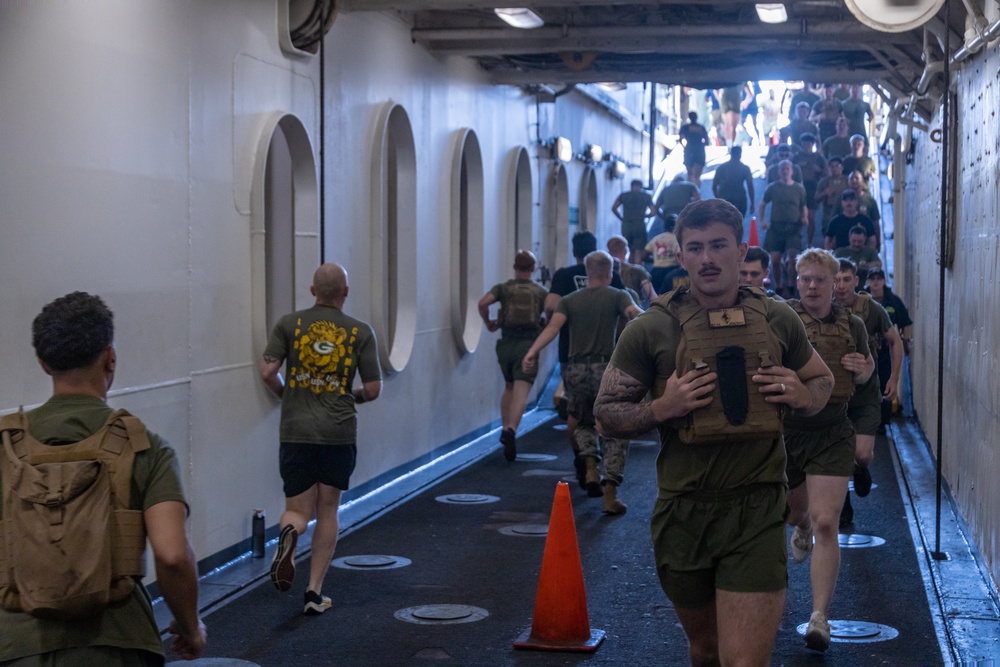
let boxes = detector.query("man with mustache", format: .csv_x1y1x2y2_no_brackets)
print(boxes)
595,199,834,666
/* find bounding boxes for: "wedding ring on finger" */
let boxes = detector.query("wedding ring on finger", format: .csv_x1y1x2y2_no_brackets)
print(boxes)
780,383,786,394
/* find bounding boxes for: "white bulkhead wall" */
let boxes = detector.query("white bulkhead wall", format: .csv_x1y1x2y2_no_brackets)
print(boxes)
904,41,1000,588
0,1,648,564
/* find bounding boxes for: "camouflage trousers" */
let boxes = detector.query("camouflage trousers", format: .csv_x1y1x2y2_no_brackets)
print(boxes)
564,361,630,485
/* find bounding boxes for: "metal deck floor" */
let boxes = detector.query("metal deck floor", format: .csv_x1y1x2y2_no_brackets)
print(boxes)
160,407,1000,666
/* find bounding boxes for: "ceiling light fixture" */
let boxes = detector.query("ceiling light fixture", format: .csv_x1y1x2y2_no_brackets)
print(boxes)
755,3,788,23
494,8,545,29
596,82,627,92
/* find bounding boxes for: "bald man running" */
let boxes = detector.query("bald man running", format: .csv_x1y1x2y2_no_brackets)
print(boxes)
259,263,383,615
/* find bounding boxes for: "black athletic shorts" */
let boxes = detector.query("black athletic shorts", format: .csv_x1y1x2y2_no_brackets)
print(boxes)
280,442,357,497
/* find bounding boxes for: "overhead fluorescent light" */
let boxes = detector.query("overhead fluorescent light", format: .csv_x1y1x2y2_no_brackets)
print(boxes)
596,81,627,92
495,8,544,29
755,3,788,24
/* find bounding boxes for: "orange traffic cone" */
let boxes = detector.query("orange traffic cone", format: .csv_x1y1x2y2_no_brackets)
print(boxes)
513,482,605,652
748,215,760,246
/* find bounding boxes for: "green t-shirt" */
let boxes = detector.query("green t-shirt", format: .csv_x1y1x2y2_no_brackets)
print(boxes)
488,278,547,339
834,246,880,272
762,181,807,224
0,394,185,661
617,190,654,223
841,98,873,137
556,285,635,360
264,305,382,445
784,311,870,431
609,294,815,498
619,263,651,296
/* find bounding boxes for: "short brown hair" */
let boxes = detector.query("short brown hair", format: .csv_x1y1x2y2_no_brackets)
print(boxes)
675,199,743,246
513,249,536,271
606,235,628,255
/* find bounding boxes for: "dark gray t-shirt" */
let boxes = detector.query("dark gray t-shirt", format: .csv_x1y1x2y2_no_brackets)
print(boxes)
264,305,382,444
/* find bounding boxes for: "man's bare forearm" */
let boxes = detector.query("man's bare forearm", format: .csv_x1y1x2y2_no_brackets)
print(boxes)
594,365,658,439
799,375,834,416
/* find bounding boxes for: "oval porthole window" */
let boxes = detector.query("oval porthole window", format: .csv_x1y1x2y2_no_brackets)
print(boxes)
508,146,534,255
579,167,598,233
251,112,319,351
451,128,485,355
371,102,418,373
542,163,570,272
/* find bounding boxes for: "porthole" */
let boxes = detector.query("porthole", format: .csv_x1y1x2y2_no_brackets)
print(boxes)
578,167,598,232
450,129,485,355
371,102,418,372
251,112,319,350
542,163,570,271
507,146,534,255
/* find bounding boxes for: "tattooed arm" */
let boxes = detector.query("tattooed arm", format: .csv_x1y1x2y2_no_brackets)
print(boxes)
259,354,284,398
594,363,717,439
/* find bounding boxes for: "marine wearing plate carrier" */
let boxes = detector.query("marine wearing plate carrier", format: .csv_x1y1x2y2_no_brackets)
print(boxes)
847,291,880,361
655,285,784,445
788,300,857,404
497,279,545,331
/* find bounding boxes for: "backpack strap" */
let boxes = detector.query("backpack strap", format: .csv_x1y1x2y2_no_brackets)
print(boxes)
99,410,150,510
0,408,32,593
0,422,16,592
100,410,149,579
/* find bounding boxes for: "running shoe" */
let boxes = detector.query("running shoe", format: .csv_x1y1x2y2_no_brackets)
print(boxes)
500,428,517,461
790,525,814,563
854,464,873,497
303,590,332,616
270,524,298,592
804,611,831,652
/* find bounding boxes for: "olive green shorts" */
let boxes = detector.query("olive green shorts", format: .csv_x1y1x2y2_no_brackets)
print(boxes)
650,483,787,608
848,378,882,436
762,222,803,255
848,401,881,436
495,337,536,383
785,419,856,489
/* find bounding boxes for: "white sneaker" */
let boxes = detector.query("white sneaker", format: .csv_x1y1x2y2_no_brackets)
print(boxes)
790,525,813,563
804,611,831,652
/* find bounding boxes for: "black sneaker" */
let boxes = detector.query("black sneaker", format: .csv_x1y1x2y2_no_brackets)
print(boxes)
270,524,298,592
303,590,332,616
500,428,517,462
854,465,873,497
839,492,854,530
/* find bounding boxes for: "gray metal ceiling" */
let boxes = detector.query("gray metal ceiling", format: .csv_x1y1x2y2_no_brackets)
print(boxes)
339,1,962,91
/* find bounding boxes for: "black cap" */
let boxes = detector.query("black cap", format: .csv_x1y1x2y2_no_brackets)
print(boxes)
867,268,886,279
